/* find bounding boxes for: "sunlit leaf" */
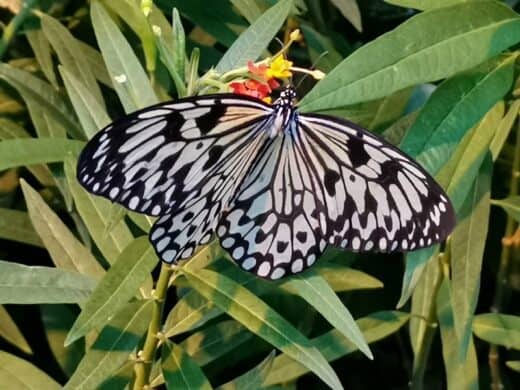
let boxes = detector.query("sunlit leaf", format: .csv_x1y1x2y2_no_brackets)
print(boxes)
0,351,60,390
0,305,32,354
473,313,520,349
216,0,292,72
161,340,213,390
182,267,342,390
65,300,152,389
20,179,105,278
91,1,158,112
26,29,58,88
66,237,156,345
0,207,43,248
299,2,520,111
0,260,96,304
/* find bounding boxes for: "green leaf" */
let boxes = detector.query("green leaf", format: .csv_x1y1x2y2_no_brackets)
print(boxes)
168,0,244,47
182,267,342,390
264,311,409,386
98,360,134,390
102,0,157,73
65,300,153,390
66,237,157,345
437,280,479,390
20,179,105,279
0,138,84,172
450,155,492,358
473,313,520,349
0,208,43,248
230,0,265,23
506,361,520,373
76,40,113,87
300,24,343,73
440,101,503,210
491,196,520,223
161,340,213,390
385,0,484,11
299,2,520,111
400,55,515,176
217,351,275,390
0,351,61,390
0,260,96,304
329,0,362,32
41,14,104,105
26,29,59,88
41,305,85,377
409,258,440,354
283,269,373,359
0,118,55,186
181,320,253,366
0,63,81,138
490,99,520,160
0,305,32,354
155,8,187,97
60,66,111,139
215,0,292,72
315,263,383,292
65,158,134,264
164,290,222,338
398,246,437,309
91,1,158,112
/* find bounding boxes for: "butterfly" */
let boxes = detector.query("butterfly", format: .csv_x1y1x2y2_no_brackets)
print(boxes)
77,86,455,280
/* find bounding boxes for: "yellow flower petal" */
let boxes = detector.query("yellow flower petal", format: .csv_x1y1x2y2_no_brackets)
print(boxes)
267,55,293,79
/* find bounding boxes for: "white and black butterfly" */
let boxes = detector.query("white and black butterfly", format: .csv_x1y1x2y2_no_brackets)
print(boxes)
77,86,455,280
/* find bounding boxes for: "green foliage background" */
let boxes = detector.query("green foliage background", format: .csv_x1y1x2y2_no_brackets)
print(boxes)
0,0,519,388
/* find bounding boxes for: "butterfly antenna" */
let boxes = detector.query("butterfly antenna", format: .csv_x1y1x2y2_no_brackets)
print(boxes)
294,50,329,90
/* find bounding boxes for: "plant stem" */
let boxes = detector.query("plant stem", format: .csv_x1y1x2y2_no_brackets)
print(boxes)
410,251,446,390
0,0,40,59
489,117,520,389
133,263,174,390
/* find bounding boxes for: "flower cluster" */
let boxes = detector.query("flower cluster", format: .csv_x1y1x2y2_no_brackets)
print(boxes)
229,56,293,103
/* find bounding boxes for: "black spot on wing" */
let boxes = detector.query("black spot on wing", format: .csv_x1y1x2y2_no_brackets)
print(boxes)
203,145,224,169
196,103,227,135
348,136,371,167
324,169,340,196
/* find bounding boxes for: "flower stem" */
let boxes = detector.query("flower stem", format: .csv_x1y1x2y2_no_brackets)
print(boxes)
133,263,173,390
489,117,520,389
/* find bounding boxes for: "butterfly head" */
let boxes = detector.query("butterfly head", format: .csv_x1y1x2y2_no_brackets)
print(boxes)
276,85,297,107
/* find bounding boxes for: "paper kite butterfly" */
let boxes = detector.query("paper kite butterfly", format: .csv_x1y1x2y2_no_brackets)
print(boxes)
77,86,455,280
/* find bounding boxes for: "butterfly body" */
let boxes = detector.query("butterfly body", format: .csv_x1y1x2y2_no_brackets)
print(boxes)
77,87,455,280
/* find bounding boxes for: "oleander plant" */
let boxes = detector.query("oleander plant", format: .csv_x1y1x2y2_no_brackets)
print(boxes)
0,0,520,389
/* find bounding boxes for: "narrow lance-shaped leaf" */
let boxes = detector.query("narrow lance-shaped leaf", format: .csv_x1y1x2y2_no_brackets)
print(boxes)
0,138,84,172
60,66,111,139
473,313,520,349
41,14,104,105
450,155,492,358
329,0,362,32
491,196,520,223
182,267,342,390
490,99,520,160
0,306,32,354
0,208,43,248
161,340,213,390
64,157,134,264
0,351,60,390
66,237,157,345
217,351,276,390
283,269,373,359
0,63,82,138
437,281,479,390
385,0,482,11
216,0,293,73
20,179,105,279
91,1,158,112
65,300,153,390
26,29,59,88
0,260,97,304
299,2,520,111
264,311,410,386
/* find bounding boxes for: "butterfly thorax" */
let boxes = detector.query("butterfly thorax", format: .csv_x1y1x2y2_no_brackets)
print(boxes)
269,86,297,138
